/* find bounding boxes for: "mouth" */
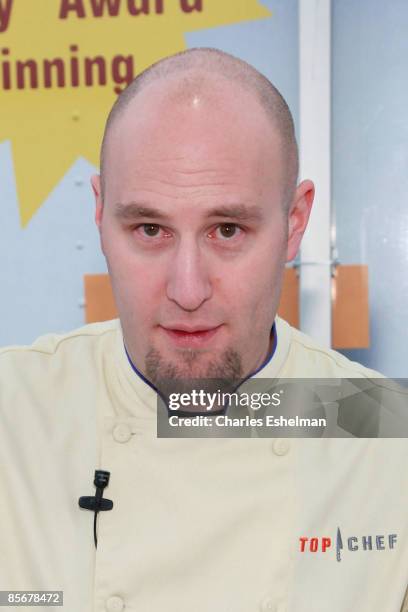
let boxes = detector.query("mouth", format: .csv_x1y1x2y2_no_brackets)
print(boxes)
159,324,223,348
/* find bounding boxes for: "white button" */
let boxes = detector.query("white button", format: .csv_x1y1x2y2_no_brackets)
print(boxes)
106,595,124,612
259,597,275,611
112,423,132,443
272,439,290,456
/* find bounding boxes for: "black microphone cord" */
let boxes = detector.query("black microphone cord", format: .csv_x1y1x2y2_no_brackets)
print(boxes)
79,470,113,549
94,511,98,548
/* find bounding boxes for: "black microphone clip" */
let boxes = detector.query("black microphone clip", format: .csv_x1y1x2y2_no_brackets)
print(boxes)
79,470,113,548
79,470,113,512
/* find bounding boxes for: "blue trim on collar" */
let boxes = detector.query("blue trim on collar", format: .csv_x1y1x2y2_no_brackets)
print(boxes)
124,345,162,395
124,321,278,391
245,321,277,379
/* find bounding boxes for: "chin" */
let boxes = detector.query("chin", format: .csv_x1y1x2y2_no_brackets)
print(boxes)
145,344,243,387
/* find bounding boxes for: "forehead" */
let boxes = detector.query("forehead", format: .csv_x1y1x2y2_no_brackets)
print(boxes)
103,75,284,208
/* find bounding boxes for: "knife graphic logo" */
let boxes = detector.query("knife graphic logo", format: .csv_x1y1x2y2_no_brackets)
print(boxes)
336,527,343,562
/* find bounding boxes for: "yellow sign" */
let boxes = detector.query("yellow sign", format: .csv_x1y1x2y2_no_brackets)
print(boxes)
0,0,271,226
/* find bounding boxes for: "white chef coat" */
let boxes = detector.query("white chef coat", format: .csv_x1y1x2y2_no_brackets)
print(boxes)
0,317,407,612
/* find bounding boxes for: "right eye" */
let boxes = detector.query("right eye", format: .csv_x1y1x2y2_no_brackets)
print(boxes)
133,224,172,243
141,224,161,237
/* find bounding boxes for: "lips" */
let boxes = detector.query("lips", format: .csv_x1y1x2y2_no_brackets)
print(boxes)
160,324,222,348
164,325,217,333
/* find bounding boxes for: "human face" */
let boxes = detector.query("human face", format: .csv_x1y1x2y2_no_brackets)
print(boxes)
93,77,313,382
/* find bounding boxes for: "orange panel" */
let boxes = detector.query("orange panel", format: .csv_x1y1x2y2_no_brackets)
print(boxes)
84,274,117,324
277,268,300,329
332,265,370,349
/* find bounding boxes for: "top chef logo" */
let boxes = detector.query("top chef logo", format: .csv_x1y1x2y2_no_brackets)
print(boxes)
299,528,398,562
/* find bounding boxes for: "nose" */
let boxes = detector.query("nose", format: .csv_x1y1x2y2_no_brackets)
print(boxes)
166,236,212,311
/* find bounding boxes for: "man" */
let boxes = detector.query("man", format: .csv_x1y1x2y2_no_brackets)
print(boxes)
0,48,407,612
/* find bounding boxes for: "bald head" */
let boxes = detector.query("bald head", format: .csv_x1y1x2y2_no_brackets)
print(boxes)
100,47,299,209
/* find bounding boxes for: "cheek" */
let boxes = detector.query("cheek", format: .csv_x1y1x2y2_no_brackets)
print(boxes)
103,232,165,315
218,266,276,322
225,242,285,319
236,240,285,291
118,264,164,309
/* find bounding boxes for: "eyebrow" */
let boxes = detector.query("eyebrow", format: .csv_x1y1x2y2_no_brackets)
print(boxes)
206,205,264,221
114,203,167,221
113,202,264,222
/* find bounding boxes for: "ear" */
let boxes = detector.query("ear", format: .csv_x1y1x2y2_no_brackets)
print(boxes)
91,174,103,229
286,179,315,262
91,174,107,256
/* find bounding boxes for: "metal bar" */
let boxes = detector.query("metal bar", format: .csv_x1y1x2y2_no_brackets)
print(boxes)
299,0,332,346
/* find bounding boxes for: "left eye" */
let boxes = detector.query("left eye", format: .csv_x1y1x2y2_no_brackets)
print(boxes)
135,224,171,240
142,224,161,237
215,224,240,239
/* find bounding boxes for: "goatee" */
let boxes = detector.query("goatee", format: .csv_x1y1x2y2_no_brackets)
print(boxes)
145,346,244,412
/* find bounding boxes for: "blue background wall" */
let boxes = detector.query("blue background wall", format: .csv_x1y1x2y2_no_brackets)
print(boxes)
332,0,408,376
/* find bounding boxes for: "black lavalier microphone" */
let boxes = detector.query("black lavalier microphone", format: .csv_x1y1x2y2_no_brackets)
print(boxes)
78,470,113,548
